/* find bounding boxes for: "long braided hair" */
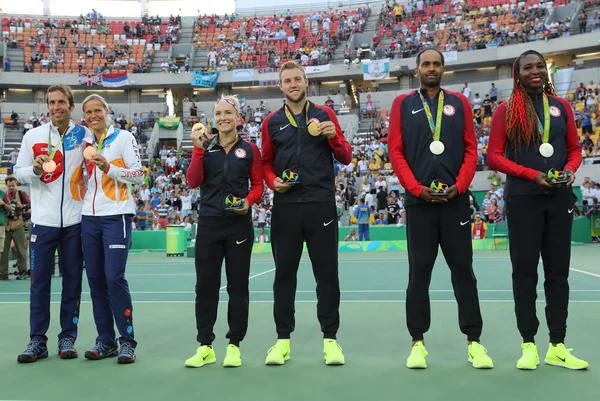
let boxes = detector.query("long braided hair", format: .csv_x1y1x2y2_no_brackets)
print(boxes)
506,50,556,149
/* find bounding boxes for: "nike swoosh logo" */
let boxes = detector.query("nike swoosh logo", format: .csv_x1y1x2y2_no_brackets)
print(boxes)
460,220,469,226
557,356,566,362
568,208,574,213
280,123,291,130
323,219,334,227
208,149,220,152
203,355,210,360
412,108,424,114
236,239,248,244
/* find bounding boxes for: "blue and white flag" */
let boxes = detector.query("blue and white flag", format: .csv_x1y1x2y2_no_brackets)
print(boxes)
191,70,220,88
231,69,255,82
363,58,389,80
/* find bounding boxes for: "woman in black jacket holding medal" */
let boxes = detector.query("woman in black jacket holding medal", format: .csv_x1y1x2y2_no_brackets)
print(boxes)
184,95,263,369
489,50,587,371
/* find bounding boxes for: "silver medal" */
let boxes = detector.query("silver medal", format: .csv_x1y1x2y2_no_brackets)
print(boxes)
539,143,554,158
429,140,445,155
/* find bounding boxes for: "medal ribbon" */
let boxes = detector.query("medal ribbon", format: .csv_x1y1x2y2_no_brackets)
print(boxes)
418,90,444,142
284,101,310,128
47,125,67,161
537,94,550,144
94,129,107,152
207,133,240,151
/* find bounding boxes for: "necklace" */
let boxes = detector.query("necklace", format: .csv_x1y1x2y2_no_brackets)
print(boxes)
220,135,237,148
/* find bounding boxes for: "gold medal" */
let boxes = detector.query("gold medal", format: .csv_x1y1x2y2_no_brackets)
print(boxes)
192,122,206,136
308,122,321,136
43,160,57,172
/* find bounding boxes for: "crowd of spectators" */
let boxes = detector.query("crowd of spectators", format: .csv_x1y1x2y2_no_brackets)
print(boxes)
192,7,370,71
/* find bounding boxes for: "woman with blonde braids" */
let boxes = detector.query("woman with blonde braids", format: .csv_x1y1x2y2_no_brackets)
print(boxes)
488,50,587,371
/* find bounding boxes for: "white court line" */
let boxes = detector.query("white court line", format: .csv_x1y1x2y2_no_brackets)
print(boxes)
570,268,600,279
219,268,276,290
1,300,600,305
3,289,600,296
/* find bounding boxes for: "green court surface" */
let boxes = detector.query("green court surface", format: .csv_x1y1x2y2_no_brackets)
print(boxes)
1,247,599,401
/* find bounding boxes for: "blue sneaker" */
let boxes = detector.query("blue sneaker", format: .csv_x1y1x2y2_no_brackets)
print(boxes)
117,342,136,364
58,338,78,359
17,341,48,363
84,341,119,360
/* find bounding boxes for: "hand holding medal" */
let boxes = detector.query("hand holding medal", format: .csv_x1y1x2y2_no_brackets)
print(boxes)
33,154,51,175
41,126,67,173
191,123,215,148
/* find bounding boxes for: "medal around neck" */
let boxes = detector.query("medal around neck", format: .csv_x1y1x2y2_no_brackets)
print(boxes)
429,140,445,155
192,122,206,137
83,147,97,160
42,160,57,172
539,143,554,158
307,118,321,136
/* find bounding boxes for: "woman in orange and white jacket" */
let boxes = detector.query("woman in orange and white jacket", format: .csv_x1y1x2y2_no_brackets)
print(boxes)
80,94,144,364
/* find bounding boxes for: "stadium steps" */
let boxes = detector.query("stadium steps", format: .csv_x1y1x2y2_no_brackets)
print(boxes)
181,127,194,152
151,49,171,73
362,8,383,33
178,18,196,43
1,128,24,168
5,47,25,72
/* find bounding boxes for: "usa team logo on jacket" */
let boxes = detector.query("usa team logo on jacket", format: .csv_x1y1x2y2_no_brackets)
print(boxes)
549,106,561,117
234,148,247,159
443,105,455,116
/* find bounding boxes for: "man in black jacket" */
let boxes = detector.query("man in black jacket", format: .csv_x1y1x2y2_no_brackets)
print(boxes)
261,61,352,366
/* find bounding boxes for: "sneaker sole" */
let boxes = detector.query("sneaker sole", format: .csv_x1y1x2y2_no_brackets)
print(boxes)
185,359,216,368
544,360,588,370
468,358,493,369
85,352,118,360
325,359,345,365
223,361,242,367
406,363,427,369
17,352,48,363
265,354,290,365
59,351,79,359
517,361,540,370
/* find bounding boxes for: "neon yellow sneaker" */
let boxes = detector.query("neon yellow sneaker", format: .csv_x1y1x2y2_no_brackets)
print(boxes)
184,345,216,368
223,344,242,367
516,342,539,370
323,339,345,365
265,340,290,365
406,341,428,369
468,342,494,369
544,343,589,370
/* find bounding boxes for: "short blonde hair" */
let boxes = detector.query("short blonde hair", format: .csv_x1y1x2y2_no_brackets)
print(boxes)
82,94,110,112
214,94,241,114
278,61,307,82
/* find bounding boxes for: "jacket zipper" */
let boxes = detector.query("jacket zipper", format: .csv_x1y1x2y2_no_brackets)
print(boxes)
296,121,303,202
92,167,98,215
60,135,65,227
222,149,228,217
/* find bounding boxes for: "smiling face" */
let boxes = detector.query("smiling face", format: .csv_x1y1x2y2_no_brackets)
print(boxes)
279,66,308,106
213,101,238,135
518,53,547,92
416,50,444,88
47,90,75,128
83,99,108,134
